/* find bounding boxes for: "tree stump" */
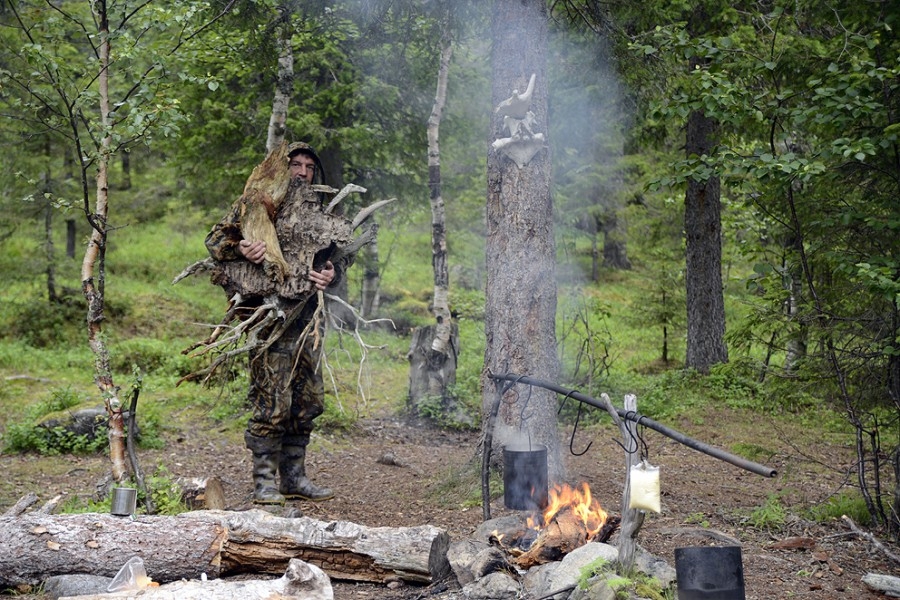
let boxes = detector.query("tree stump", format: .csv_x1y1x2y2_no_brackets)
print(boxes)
407,323,460,417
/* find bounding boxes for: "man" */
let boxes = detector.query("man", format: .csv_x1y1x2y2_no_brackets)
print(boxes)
205,142,346,504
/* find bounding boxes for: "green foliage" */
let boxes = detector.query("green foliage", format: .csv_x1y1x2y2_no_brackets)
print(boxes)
111,338,194,379
58,468,189,516
607,575,632,599
446,319,486,427
704,363,759,409
683,512,710,528
744,493,787,530
317,395,359,431
428,460,499,510
807,492,871,527
636,369,710,421
634,581,671,600
4,298,83,349
58,492,110,515
730,442,774,464
2,388,106,455
577,557,612,589
633,364,759,422
145,465,190,515
558,289,613,402
3,421,106,456
576,555,671,599
199,381,251,425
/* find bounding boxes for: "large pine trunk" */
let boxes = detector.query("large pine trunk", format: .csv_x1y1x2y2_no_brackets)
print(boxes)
483,0,562,477
683,107,728,372
683,7,728,374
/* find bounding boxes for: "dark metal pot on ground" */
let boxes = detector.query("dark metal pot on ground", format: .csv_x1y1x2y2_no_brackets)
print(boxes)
503,443,548,510
674,546,746,600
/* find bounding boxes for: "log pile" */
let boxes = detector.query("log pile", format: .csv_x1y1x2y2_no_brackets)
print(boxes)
489,509,619,570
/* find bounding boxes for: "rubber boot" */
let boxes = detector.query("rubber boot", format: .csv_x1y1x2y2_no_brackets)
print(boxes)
279,437,333,501
245,432,286,505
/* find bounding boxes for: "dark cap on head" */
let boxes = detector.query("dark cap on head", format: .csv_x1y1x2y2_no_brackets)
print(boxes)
287,141,326,185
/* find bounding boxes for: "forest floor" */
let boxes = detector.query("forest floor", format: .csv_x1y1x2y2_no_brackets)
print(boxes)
1,405,897,599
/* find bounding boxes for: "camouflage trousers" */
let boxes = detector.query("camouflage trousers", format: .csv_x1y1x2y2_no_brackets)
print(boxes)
245,300,325,441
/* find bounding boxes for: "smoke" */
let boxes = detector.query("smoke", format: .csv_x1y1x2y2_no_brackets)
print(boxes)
547,24,629,284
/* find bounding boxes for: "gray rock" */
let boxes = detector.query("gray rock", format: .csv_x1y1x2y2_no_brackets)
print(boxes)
568,577,617,600
448,539,515,586
862,572,900,597
472,515,526,542
448,539,488,585
523,542,619,600
461,571,520,600
634,544,676,588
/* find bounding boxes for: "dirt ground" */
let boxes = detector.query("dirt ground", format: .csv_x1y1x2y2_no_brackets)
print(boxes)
1,407,897,599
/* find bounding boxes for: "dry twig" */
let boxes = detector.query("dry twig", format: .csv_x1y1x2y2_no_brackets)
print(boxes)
841,515,900,565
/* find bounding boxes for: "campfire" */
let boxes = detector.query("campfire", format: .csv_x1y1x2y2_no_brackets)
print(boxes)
491,482,619,569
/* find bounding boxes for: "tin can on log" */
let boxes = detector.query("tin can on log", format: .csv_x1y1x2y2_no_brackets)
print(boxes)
110,487,137,516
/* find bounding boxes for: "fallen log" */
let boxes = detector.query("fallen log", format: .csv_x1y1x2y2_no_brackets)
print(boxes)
0,508,450,588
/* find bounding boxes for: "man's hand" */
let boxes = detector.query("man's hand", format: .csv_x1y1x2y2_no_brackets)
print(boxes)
309,260,336,290
239,240,267,264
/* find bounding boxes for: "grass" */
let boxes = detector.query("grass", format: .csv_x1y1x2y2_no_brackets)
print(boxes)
0,196,883,532
0,206,830,438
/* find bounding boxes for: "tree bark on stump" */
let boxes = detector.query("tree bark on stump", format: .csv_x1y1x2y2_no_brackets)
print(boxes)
408,323,460,415
0,508,450,587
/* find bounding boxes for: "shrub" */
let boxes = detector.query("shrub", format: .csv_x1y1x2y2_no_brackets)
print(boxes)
6,298,83,348
807,491,871,526
111,337,194,377
3,387,108,455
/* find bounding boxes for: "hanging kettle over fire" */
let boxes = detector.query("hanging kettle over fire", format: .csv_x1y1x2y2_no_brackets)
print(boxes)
503,442,549,510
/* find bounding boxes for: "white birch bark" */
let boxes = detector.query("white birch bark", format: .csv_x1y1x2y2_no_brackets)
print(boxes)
266,15,294,153
427,25,453,354
82,0,127,483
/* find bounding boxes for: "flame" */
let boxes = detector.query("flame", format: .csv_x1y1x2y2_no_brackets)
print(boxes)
528,482,608,539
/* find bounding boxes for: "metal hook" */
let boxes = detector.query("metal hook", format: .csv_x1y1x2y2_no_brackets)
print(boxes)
517,383,534,425
635,414,650,462
499,376,523,408
613,410,641,455
557,390,575,415
569,401,593,456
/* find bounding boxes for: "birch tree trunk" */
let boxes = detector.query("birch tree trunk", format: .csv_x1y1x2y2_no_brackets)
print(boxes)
82,0,127,483
408,13,459,417
266,9,294,153
427,18,453,357
483,0,562,477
